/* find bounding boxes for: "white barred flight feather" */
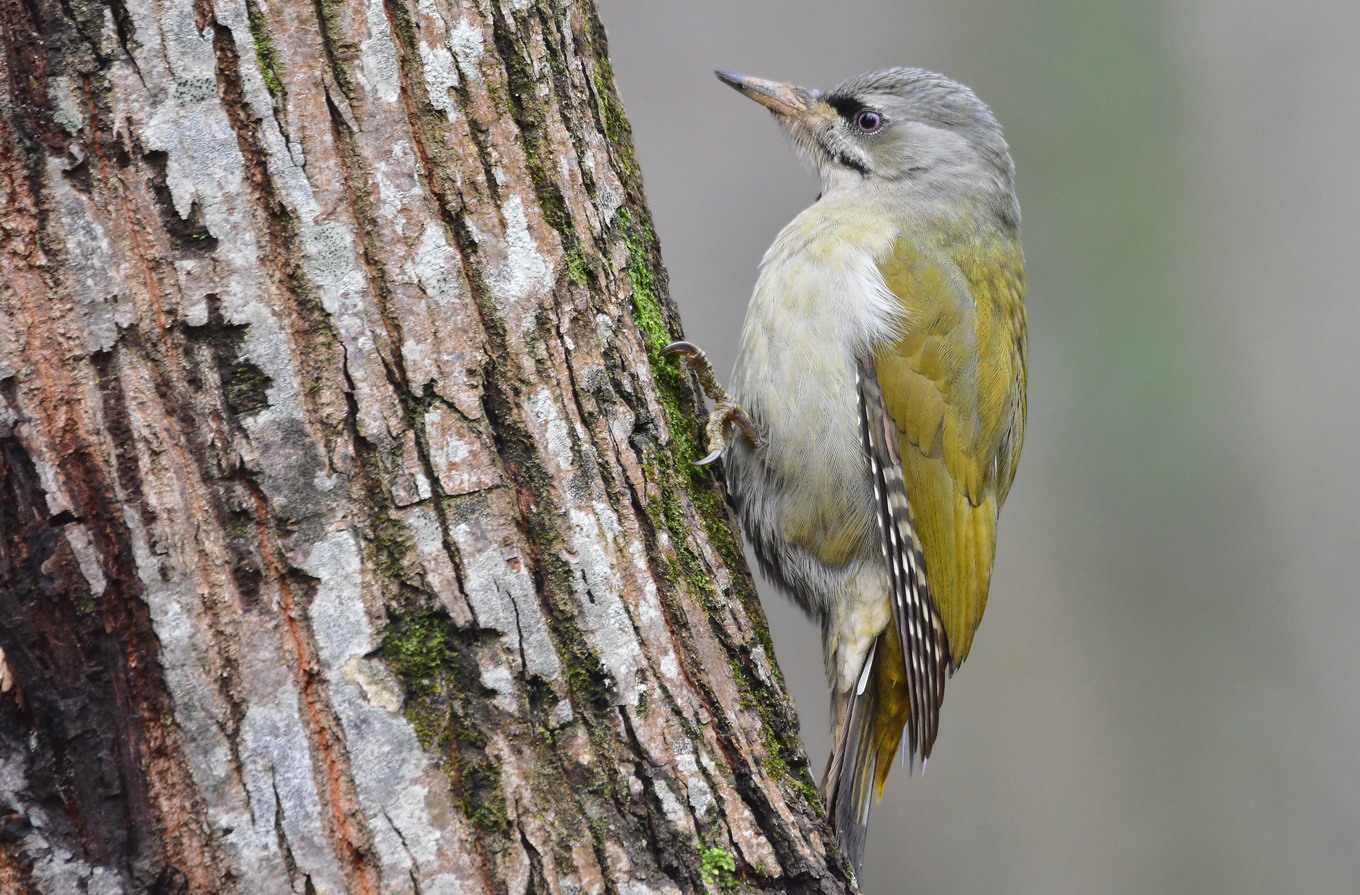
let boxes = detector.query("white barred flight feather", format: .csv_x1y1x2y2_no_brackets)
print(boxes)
859,361,950,761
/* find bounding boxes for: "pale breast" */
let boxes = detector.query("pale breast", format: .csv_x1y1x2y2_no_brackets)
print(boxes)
729,202,904,566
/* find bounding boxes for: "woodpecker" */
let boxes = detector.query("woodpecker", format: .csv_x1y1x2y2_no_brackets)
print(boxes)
666,67,1027,873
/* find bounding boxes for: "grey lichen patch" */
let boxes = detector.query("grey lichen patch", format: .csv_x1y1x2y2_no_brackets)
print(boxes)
418,39,460,122
301,222,364,291
448,18,485,81
171,76,218,104
491,195,553,308
405,223,465,307
357,0,401,105
48,159,136,352
51,75,86,135
423,403,501,495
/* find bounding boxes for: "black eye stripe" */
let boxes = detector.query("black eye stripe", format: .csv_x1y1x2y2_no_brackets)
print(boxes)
825,95,863,119
827,95,886,134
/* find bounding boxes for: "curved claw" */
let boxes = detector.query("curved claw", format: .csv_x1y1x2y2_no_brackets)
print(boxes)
692,448,725,467
660,339,754,464
661,340,701,357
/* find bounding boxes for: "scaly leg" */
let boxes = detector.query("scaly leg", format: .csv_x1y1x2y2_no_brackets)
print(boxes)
661,341,760,465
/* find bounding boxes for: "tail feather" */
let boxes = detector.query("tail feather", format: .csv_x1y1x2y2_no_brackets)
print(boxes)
823,626,916,875
823,639,880,875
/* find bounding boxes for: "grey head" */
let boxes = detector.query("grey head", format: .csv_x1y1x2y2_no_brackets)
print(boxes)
717,68,1018,227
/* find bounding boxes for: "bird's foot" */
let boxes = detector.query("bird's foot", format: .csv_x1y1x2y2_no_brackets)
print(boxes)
662,340,760,465
694,399,760,466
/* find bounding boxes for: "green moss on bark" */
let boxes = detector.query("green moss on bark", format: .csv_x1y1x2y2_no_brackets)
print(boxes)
245,0,283,103
700,846,738,890
382,612,511,839
367,513,413,583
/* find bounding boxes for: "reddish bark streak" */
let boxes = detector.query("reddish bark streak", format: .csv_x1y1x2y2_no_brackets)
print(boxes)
249,488,379,895
1,126,224,884
81,79,176,348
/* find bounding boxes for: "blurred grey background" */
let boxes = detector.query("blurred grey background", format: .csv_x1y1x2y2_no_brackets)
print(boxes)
596,1,1360,892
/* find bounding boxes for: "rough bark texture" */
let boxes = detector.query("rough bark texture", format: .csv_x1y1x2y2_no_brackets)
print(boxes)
0,0,853,893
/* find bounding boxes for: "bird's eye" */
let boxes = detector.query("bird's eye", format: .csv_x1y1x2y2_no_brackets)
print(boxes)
855,111,883,133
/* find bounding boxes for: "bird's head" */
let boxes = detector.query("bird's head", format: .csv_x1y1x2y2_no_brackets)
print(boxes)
717,68,1017,226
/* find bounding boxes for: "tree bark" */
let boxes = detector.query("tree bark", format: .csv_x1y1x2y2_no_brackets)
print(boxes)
0,0,852,893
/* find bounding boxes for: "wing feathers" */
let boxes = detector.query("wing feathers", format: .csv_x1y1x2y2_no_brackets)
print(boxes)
857,361,950,762
874,236,1021,662
825,234,1024,870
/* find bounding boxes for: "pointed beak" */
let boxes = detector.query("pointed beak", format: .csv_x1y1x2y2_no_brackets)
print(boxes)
715,71,820,121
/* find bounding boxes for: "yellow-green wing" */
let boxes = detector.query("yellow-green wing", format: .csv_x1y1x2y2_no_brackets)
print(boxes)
873,231,1026,666
824,231,1026,846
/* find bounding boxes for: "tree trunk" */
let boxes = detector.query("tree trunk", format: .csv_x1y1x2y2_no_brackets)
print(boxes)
0,0,851,893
